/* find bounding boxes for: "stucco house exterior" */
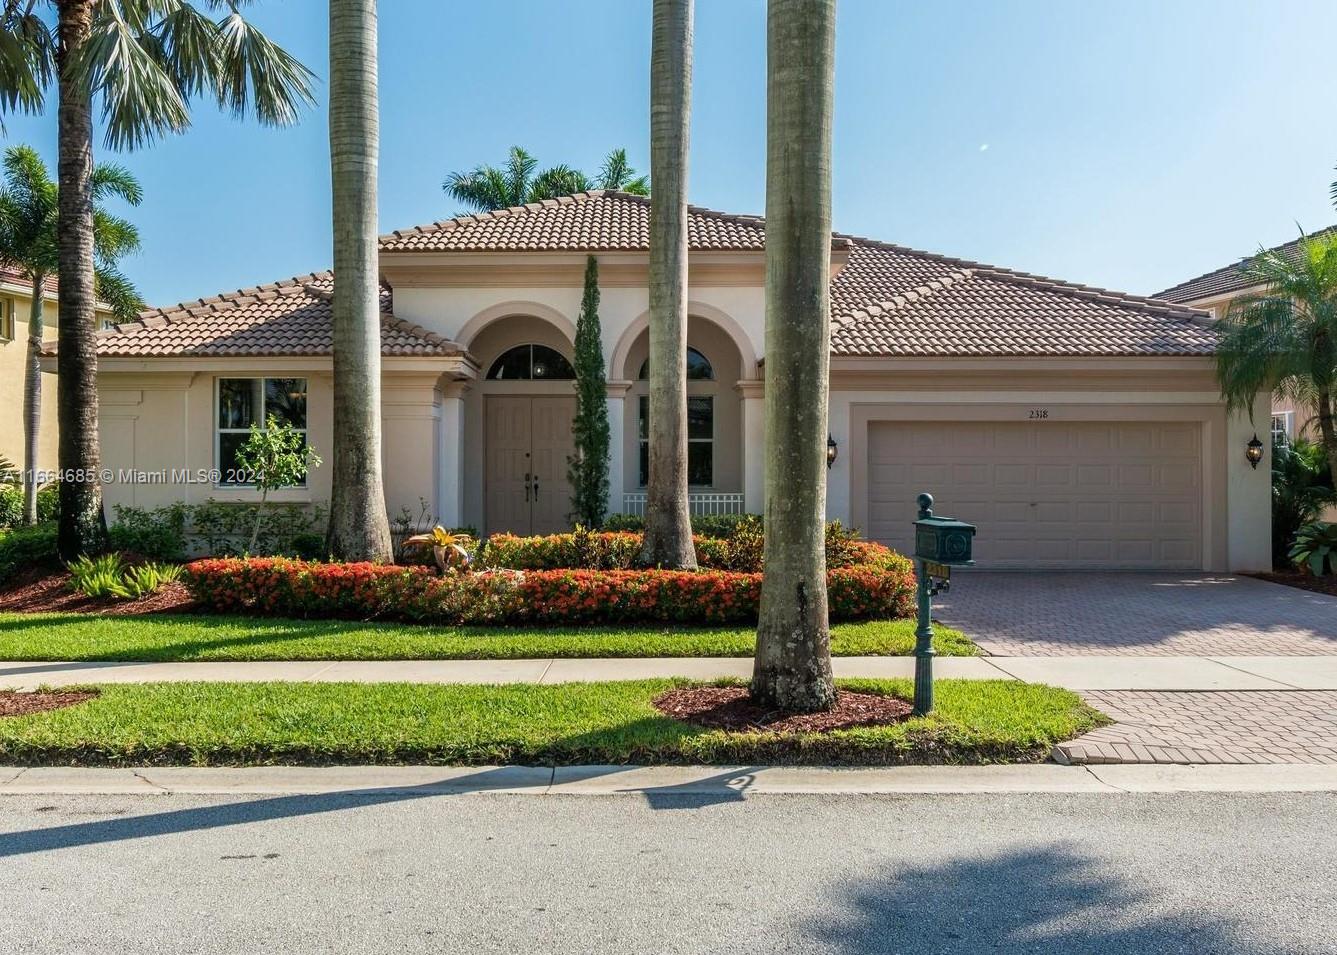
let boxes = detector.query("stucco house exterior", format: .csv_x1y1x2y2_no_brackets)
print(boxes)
1155,227,1336,446
51,190,1270,571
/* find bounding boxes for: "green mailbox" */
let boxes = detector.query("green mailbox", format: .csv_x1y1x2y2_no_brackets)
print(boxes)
913,515,976,566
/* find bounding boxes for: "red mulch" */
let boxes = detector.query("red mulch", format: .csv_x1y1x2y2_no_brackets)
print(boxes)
0,565,197,616
1252,572,1337,598
0,690,98,717
653,686,913,734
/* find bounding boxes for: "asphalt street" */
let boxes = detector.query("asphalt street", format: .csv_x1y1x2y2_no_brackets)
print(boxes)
0,791,1332,954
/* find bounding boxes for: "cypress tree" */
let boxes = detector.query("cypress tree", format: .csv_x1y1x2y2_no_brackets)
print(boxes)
569,255,611,526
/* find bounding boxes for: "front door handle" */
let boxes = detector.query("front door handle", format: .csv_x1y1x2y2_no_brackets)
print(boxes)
524,472,530,502
532,476,540,498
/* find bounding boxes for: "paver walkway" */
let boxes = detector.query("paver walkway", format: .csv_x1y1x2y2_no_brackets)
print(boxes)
935,572,1337,656
1056,690,1337,766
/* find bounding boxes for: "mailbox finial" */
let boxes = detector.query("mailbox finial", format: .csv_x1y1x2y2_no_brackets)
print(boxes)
916,492,934,518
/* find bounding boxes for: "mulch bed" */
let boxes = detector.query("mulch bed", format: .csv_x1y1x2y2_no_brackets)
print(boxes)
0,690,98,718
1251,572,1337,598
654,686,913,734
0,565,197,616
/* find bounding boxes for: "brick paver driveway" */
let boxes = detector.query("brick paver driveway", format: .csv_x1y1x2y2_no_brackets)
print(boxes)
934,572,1337,656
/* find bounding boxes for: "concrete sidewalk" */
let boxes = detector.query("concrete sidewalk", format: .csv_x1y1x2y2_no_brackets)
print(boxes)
1,654,1335,691
1,763,1335,795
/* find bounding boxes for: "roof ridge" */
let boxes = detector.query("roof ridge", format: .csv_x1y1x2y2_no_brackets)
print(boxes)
834,268,975,332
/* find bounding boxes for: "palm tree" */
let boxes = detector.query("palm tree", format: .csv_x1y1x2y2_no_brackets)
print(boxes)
751,0,837,713
443,145,647,213
1216,231,1337,480
326,0,391,562
1,1,313,558
0,143,142,525
637,0,695,570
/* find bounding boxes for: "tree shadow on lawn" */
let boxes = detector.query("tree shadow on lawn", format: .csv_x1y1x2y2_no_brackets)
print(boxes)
810,844,1273,955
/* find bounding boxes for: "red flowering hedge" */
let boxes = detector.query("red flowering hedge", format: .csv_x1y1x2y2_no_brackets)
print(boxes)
185,547,914,626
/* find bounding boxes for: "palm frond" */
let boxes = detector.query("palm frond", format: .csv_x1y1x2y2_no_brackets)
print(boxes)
594,148,648,194
90,161,145,206
211,9,315,128
503,146,537,205
93,265,146,322
92,209,142,262
620,174,650,196
528,164,590,202
0,11,55,119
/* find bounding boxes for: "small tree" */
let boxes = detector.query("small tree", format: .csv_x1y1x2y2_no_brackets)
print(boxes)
233,416,322,554
569,255,611,526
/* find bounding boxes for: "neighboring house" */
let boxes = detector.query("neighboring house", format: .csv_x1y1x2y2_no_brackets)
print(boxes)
0,266,117,478
1154,227,1337,445
43,191,1270,571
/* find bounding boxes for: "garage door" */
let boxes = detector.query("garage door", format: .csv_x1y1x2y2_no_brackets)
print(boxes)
866,421,1203,570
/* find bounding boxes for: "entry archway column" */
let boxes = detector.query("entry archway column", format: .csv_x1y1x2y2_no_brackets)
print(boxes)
437,379,470,529
737,379,765,515
606,379,632,518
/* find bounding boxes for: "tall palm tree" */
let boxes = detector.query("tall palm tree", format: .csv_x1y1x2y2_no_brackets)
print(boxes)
443,145,648,213
326,0,391,562
638,0,696,570
751,0,837,713
1,1,313,558
1216,231,1337,480
0,143,142,525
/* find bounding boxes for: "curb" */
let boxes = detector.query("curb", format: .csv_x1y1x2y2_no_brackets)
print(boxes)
1,763,1334,796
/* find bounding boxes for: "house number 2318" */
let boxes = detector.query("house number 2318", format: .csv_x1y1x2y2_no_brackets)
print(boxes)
1028,409,1049,419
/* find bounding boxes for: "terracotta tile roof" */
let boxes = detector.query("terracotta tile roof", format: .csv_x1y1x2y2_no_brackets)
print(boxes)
41,272,463,359
62,191,1214,361
1154,226,1337,303
830,238,1216,357
1,264,72,297
381,190,786,252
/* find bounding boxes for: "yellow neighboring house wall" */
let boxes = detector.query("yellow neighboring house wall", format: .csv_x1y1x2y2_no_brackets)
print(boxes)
0,269,113,477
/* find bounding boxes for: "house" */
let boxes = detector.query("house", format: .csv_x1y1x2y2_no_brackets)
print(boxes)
1154,227,1337,445
52,190,1270,571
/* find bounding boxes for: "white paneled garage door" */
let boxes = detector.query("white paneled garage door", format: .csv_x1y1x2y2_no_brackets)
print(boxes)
866,421,1203,570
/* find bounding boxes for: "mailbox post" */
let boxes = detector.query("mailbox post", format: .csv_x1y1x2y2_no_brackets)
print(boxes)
911,492,976,716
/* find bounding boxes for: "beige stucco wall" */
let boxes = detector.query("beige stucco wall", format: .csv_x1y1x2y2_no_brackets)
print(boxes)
0,283,60,476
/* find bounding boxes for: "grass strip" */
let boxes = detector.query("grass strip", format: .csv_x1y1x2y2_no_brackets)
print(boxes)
0,679,1101,767
0,613,975,662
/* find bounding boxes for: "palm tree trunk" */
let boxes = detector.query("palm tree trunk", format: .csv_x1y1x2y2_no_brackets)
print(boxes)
55,0,107,559
326,0,393,562
22,274,44,526
1317,388,1337,480
751,0,837,713
639,0,697,569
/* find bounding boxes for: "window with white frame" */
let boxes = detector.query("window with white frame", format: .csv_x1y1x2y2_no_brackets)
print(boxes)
0,297,14,341
639,395,713,487
1271,411,1295,445
216,378,309,486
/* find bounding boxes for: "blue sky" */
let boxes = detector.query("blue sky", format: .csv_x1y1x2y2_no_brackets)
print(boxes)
4,0,1335,307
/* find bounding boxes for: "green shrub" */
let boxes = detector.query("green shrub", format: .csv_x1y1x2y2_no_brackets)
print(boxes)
36,484,58,522
108,504,188,561
119,562,184,599
188,500,327,557
0,486,20,529
1290,521,1337,576
0,523,58,579
67,553,130,599
1273,437,1336,567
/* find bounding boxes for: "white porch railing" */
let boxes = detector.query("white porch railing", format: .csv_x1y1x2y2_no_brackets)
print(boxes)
621,492,745,517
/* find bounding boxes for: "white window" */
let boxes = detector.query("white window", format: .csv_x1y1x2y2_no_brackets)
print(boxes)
1271,411,1295,445
0,298,14,341
216,378,309,486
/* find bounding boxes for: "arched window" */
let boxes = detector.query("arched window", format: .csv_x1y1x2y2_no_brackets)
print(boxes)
638,347,713,381
486,344,576,380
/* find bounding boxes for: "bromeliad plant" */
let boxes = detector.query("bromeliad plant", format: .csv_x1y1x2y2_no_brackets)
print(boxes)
66,553,183,599
1289,521,1337,576
402,526,473,574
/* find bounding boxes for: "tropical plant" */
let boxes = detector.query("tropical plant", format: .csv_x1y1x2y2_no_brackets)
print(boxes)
118,559,182,597
443,145,648,213
231,415,322,554
402,525,473,573
568,255,610,527
1215,231,1337,479
638,0,697,571
65,551,126,598
1271,436,1336,567
1289,520,1337,576
0,454,17,483
751,0,838,713
326,0,392,563
0,143,143,526
0,1,314,560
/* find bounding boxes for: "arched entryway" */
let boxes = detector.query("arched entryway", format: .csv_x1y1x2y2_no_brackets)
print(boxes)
464,314,578,535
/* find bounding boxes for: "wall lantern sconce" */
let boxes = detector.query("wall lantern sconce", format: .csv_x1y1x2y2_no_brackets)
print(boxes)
1246,433,1264,469
827,434,838,469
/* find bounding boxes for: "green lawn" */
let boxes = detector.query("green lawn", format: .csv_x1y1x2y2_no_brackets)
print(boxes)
0,613,975,661
0,679,1100,766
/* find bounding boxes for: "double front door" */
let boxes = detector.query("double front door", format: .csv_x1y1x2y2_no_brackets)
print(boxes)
485,395,577,536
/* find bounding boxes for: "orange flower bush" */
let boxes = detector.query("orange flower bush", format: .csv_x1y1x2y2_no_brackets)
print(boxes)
185,543,915,626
